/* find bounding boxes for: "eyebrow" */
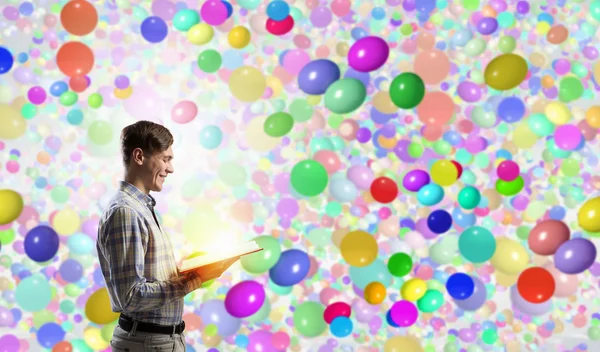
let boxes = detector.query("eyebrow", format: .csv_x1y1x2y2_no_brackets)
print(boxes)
164,156,173,160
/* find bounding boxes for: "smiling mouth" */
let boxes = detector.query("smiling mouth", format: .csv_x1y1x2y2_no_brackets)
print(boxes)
159,175,167,181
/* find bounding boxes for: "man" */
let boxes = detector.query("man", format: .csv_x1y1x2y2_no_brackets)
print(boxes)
97,120,237,351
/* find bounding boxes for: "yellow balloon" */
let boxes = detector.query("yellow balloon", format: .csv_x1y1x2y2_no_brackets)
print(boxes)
0,190,24,225
84,327,110,350
229,66,266,102
490,237,529,275
495,271,518,287
187,23,214,45
372,91,398,114
0,104,27,139
594,61,600,84
228,26,251,49
85,288,119,324
430,160,458,186
512,122,538,149
544,101,571,125
340,230,378,267
484,54,528,90
266,76,283,97
400,278,427,301
578,196,600,233
585,106,600,128
384,335,424,352
114,86,132,99
53,208,81,236
246,115,281,152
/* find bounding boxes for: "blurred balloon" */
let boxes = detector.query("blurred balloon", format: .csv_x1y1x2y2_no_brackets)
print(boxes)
293,302,326,337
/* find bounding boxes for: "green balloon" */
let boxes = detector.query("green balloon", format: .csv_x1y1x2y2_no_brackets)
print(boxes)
387,252,412,277
60,91,78,106
88,120,113,145
173,9,200,31
290,160,328,196
289,98,313,122
495,176,524,196
88,93,103,109
481,329,498,344
293,301,326,337
559,76,584,102
408,142,424,158
198,49,222,73
471,106,496,128
246,297,271,322
241,236,281,274
324,78,366,114
21,103,37,119
498,36,516,53
389,72,425,109
51,185,70,203
588,325,600,340
458,186,481,209
264,112,294,137
218,162,246,186
417,289,444,313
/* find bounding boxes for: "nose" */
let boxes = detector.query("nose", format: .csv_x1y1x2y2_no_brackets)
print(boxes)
166,164,174,174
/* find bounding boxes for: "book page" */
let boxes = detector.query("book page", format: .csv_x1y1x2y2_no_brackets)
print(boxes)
179,241,262,272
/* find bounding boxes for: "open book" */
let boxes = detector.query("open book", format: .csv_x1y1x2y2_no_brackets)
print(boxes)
179,241,263,273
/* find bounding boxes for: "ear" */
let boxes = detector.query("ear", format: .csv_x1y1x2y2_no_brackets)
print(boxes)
132,148,144,166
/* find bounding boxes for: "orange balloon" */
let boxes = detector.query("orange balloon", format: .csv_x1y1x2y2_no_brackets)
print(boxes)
52,341,73,352
541,75,554,89
69,75,88,92
230,199,253,223
57,42,95,77
416,32,435,51
585,105,600,128
546,25,568,45
417,91,455,125
413,49,450,84
60,0,98,36
364,281,386,305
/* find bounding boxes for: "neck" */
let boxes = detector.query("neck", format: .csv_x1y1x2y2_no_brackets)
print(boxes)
124,173,149,195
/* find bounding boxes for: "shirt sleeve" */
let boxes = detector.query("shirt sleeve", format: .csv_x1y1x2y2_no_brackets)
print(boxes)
101,206,193,312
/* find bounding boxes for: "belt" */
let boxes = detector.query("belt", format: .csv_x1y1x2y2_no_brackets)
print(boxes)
118,314,185,335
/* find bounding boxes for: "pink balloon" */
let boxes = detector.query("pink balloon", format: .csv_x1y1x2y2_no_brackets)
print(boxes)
123,85,165,122
417,91,455,125
554,124,582,151
330,0,351,17
200,0,228,26
171,100,198,124
379,216,400,237
313,150,341,174
413,49,450,84
320,287,340,305
389,300,418,327
282,49,310,76
348,36,390,72
271,331,290,350
545,263,579,297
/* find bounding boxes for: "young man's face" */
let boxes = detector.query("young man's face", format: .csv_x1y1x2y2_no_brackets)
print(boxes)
145,146,174,192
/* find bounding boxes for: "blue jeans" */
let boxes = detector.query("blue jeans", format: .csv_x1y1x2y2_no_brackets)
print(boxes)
110,323,186,352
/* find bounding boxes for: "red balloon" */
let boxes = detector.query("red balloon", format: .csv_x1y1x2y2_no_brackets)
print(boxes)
370,176,398,203
266,16,294,36
323,302,351,324
57,42,95,77
69,75,88,92
451,160,463,179
517,267,555,303
60,0,98,36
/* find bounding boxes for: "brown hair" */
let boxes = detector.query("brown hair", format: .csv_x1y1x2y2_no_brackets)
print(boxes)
121,120,173,168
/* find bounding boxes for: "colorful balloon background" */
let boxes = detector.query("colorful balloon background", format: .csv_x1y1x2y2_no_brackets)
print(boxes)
1,0,600,351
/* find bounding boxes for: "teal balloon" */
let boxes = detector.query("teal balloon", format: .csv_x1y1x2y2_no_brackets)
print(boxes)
240,236,281,274
269,279,293,295
173,9,200,31
417,289,444,313
457,186,481,210
324,78,366,114
16,274,52,312
459,226,496,263
71,339,94,352
200,125,223,149
238,0,261,9
306,228,330,247
290,160,329,196
349,259,392,290
527,113,555,137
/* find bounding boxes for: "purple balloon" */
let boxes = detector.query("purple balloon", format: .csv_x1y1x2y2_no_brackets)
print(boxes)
554,238,597,274
510,285,552,316
298,59,340,95
477,17,498,35
310,6,332,28
453,276,486,311
274,172,290,194
344,67,370,87
0,306,14,327
276,197,299,218
225,280,266,318
415,218,437,240
402,0,416,11
199,299,241,336
389,300,418,327
393,140,416,163
458,328,476,343
0,334,19,352
457,81,482,102
347,36,390,73
353,298,379,323
516,1,530,14
346,165,374,190
402,169,430,192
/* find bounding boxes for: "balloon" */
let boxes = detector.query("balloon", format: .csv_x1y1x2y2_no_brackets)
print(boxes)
497,97,525,123
323,302,351,323
401,278,427,301
269,249,310,286
554,124,582,151
241,236,281,274
510,285,552,316
199,299,241,336
173,9,200,31
402,170,430,192
293,302,326,337
201,0,228,25
384,336,424,352
459,226,496,263
495,176,524,196
387,252,412,277
188,23,214,45
85,288,119,324
60,0,98,36
496,160,520,181
558,76,584,103
171,100,197,124
446,273,474,300
389,72,425,109
140,16,168,43
389,300,418,327
266,16,294,35
544,263,579,298
0,189,24,225
56,42,94,77
264,112,294,137
517,267,555,303
456,81,482,102
364,281,386,304
458,186,481,210
15,274,52,312
427,209,452,234
228,26,251,49
346,165,374,190
24,226,59,262
229,66,266,102
547,24,568,44
491,237,529,275
0,46,14,74
553,238,597,274
586,106,600,129
430,160,458,186
37,322,65,348
290,160,329,196
578,196,600,233
298,59,340,95
347,36,389,72
324,78,366,114
417,91,455,125
453,276,486,311
350,259,392,290
197,49,222,73
340,230,378,267
545,101,571,125
484,54,528,90
414,49,450,84
247,330,277,352
417,183,444,206
199,125,222,149
225,280,266,318
370,176,398,203
528,220,570,255
417,289,444,313
330,317,352,337
267,0,290,21
314,150,341,174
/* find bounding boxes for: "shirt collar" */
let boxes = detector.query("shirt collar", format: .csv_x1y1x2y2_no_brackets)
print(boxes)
119,180,156,208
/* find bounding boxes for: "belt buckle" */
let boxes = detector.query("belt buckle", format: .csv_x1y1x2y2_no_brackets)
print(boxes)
171,324,176,336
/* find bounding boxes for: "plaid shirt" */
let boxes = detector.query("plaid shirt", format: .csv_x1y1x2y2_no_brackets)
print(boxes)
96,180,202,325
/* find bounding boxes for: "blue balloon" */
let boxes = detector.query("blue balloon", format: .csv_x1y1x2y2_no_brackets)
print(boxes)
67,109,84,125
416,0,436,12
497,97,525,123
452,207,476,228
67,233,94,254
0,46,14,74
140,16,168,43
200,125,223,149
427,209,452,234
371,107,396,124
50,81,68,97
344,68,370,87
446,273,474,300
269,249,310,286
17,52,28,63
371,7,386,20
199,299,241,336
222,1,233,18
351,27,368,40
37,322,65,348
298,59,341,95
25,226,59,262
329,178,358,202
443,130,462,146
267,0,290,21
330,316,353,337
59,259,84,283
386,310,399,327
235,334,249,347
417,184,444,206
549,205,566,220
451,28,472,47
